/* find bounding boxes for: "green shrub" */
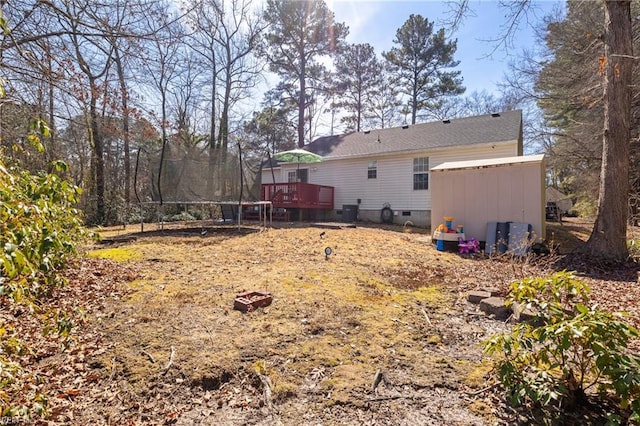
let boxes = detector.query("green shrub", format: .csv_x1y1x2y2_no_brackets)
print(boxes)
0,160,86,300
170,211,197,222
484,271,640,422
0,158,87,419
0,15,86,420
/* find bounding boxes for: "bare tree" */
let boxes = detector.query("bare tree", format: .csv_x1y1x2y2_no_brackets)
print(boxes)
1,2,66,166
186,0,264,151
64,1,117,224
185,0,265,200
138,5,187,203
1,0,163,224
109,17,140,206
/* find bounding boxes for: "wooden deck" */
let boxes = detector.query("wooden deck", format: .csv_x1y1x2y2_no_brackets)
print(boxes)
261,183,334,210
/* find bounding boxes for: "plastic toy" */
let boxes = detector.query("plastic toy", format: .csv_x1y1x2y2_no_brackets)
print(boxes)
458,237,479,254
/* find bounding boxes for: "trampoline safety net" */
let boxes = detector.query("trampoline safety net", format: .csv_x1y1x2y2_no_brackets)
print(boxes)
135,141,262,204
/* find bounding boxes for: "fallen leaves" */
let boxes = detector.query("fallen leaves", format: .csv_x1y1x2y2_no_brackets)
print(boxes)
0,256,136,422
6,219,640,425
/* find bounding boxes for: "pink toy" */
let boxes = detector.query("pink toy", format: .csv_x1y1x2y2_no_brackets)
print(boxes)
458,237,479,254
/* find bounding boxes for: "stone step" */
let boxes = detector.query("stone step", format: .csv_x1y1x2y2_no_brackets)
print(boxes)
467,290,492,304
511,302,539,323
479,297,511,320
483,287,501,297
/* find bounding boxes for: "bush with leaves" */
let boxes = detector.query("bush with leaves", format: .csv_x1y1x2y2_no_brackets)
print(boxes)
0,158,87,418
485,271,640,422
0,10,87,419
0,133,89,421
0,160,85,300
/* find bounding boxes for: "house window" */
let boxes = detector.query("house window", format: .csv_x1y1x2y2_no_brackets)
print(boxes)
288,169,308,183
413,157,429,190
368,161,377,179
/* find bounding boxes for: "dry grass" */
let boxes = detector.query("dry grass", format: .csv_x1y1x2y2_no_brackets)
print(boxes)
73,224,510,424
54,219,640,425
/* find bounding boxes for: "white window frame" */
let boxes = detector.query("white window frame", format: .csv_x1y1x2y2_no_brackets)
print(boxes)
413,157,429,190
367,160,377,179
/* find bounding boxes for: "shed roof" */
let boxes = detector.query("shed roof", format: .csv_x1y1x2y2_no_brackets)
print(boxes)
303,110,522,160
431,154,544,172
545,186,570,202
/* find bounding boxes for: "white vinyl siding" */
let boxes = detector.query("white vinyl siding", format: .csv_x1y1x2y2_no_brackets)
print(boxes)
428,143,516,169
313,156,428,211
260,140,520,212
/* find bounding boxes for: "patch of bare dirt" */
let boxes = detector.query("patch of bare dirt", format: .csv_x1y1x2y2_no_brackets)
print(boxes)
31,219,640,425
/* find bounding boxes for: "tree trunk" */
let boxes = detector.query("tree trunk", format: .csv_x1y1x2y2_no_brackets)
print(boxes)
585,1,632,261
297,79,306,148
114,49,131,207
298,55,306,148
208,58,218,199
356,90,362,132
411,81,418,125
219,61,232,154
46,44,57,163
89,79,105,225
158,84,168,204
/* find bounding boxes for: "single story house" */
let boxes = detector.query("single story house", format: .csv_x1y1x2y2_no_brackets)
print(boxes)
260,110,523,228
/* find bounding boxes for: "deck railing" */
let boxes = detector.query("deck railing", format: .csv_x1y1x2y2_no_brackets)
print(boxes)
261,182,334,210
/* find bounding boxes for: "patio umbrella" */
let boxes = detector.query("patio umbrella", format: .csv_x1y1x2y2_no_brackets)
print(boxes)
272,148,323,179
272,148,323,165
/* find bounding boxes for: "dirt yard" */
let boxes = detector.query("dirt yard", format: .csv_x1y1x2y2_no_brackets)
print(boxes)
28,218,640,425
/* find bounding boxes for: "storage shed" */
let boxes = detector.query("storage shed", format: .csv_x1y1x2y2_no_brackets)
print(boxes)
545,186,573,214
430,154,546,245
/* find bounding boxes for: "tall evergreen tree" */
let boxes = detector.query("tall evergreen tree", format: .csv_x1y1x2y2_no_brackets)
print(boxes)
332,43,382,132
534,1,636,260
535,2,604,215
383,14,464,124
584,0,633,260
243,96,297,157
260,0,348,147
366,71,403,129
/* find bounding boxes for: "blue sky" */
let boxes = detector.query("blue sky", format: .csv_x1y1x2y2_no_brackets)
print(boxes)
329,0,564,96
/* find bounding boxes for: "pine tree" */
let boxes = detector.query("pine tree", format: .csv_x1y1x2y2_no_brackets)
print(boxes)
535,1,635,260
535,2,604,214
584,1,633,260
332,43,382,132
260,0,348,147
383,14,464,124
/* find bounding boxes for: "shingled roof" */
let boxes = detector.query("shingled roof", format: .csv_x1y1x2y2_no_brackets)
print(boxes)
303,110,522,160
